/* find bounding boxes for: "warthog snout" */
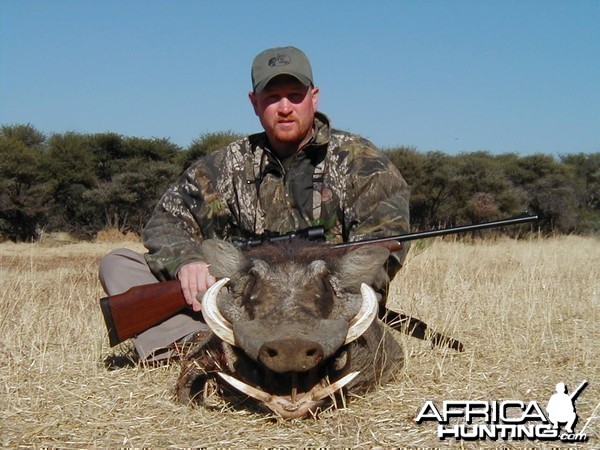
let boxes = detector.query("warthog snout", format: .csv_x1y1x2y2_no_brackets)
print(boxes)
258,338,324,373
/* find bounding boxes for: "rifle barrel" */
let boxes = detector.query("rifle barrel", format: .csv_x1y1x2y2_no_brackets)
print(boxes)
334,212,538,249
569,380,588,401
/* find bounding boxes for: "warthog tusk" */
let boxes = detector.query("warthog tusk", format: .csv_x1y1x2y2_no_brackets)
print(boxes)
202,277,236,346
344,283,379,344
217,372,272,403
216,371,361,419
309,371,360,401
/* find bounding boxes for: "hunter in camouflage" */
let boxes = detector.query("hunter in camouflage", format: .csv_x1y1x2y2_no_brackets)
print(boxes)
99,46,410,361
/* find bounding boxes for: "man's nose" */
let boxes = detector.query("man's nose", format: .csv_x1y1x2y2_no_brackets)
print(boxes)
277,97,293,114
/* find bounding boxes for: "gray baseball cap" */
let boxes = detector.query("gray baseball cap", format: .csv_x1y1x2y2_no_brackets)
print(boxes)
251,46,313,93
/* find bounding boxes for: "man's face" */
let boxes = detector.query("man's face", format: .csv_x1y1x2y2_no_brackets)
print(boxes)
249,75,319,157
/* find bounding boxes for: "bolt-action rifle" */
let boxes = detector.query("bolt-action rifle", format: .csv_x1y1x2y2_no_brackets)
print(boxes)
99,212,538,348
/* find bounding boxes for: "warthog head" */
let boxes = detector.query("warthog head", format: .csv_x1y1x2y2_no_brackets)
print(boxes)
176,240,403,418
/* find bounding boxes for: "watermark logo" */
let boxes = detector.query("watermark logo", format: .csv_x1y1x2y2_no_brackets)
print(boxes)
416,380,590,442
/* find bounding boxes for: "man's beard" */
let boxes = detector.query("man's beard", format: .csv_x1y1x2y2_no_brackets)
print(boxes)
269,119,312,148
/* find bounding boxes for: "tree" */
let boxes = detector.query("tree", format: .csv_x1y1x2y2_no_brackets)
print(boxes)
88,132,127,181
506,154,578,233
124,136,181,163
38,133,183,236
560,153,600,232
42,132,99,235
0,126,49,241
389,149,531,232
86,159,180,234
0,123,45,148
87,136,182,234
451,152,527,224
386,147,442,229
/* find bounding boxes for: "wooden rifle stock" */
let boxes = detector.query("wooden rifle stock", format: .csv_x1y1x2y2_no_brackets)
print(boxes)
100,280,187,347
99,212,538,347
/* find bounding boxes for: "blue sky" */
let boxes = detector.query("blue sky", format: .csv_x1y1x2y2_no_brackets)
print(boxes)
1,0,598,155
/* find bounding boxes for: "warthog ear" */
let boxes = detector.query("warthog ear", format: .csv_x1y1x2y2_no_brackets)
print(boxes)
308,259,329,278
334,246,390,292
249,259,270,278
201,239,243,278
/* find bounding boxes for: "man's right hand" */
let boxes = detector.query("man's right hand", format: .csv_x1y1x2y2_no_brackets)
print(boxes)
177,261,216,312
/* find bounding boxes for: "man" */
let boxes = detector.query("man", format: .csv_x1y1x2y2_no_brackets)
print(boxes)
99,46,411,362
547,382,578,433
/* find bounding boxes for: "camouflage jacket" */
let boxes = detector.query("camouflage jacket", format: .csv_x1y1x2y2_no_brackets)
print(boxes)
143,112,410,281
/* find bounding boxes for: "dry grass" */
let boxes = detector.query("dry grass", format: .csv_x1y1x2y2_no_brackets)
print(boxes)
1,236,598,448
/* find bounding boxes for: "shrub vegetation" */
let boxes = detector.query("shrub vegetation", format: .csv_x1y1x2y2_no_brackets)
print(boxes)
1,124,598,241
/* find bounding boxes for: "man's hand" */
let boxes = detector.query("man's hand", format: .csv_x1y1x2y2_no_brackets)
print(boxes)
177,261,216,312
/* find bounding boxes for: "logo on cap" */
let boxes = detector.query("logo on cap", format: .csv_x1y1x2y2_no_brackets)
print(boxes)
268,54,291,67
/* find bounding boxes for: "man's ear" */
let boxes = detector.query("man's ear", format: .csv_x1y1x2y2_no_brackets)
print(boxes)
311,86,319,110
248,91,259,116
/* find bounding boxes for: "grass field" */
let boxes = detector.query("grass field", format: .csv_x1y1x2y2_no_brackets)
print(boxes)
1,235,598,448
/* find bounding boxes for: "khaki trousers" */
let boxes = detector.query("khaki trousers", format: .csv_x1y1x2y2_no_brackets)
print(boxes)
98,248,208,361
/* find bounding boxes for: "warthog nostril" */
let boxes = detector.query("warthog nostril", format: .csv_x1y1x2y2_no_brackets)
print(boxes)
258,339,324,373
